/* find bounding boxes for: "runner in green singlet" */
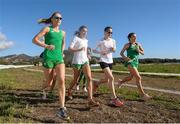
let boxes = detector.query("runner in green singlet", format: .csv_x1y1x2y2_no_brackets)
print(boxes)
124,42,139,68
33,12,69,119
118,32,151,101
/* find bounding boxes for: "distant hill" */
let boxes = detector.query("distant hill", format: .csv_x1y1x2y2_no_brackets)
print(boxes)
0,51,179,65
0,54,35,65
0,50,74,65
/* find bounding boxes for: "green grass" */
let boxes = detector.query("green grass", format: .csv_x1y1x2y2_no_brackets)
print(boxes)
116,87,180,110
0,92,33,123
112,63,180,73
0,67,180,122
95,84,180,111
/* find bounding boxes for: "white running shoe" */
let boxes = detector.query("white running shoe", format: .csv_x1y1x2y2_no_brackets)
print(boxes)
76,85,80,91
141,94,152,101
83,86,87,92
42,90,47,100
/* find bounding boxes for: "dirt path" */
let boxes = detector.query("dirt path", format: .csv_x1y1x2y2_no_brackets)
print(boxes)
24,68,180,95
1,68,180,123
3,89,180,123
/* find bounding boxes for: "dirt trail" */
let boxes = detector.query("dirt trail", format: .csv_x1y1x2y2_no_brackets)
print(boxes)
3,89,180,123
24,68,180,95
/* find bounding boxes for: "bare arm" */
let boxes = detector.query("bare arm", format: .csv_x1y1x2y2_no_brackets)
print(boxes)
120,43,131,62
68,36,85,52
93,40,116,55
87,48,92,60
68,46,84,52
111,40,116,52
62,31,66,52
32,27,54,50
103,40,116,54
136,43,144,55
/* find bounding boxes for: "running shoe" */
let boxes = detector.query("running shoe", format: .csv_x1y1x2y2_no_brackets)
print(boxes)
110,98,124,107
117,79,123,88
67,91,73,100
83,86,87,92
88,99,100,107
56,107,70,120
42,90,47,100
141,94,152,101
76,84,80,91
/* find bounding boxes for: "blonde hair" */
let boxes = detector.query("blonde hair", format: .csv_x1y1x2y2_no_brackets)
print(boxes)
37,11,61,24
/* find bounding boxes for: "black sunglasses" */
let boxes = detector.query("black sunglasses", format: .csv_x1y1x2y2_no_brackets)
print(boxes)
53,16,62,20
107,31,113,34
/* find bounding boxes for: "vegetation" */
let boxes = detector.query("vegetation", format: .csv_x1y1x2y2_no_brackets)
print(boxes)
0,52,180,66
0,67,179,122
112,63,180,74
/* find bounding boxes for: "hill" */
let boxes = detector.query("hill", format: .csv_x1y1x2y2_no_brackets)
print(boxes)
0,54,35,65
0,51,179,65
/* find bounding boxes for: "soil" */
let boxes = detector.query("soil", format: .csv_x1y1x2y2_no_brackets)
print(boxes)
4,89,180,123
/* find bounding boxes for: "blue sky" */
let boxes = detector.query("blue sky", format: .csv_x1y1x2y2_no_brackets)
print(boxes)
0,0,180,59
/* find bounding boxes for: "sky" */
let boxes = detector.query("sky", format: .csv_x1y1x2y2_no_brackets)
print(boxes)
0,0,180,59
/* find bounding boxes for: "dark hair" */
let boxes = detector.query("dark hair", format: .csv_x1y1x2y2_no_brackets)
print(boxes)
74,25,88,36
127,32,136,41
38,11,61,24
104,26,112,32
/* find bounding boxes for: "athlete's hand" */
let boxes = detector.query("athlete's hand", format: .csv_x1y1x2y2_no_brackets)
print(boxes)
124,57,131,62
79,47,85,51
46,45,55,50
110,47,115,52
135,45,140,53
101,51,108,55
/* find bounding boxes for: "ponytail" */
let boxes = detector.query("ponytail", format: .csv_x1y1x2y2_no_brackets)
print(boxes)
37,11,61,24
74,31,79,36
38,18,51,24
74,25,88,36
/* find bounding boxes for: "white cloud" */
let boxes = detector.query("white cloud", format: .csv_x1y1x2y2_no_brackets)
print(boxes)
0,32,14,50
0,32,7,41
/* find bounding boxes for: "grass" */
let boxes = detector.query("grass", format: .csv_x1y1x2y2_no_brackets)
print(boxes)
0,91,33,123
0,67,180,122
112,63,180,74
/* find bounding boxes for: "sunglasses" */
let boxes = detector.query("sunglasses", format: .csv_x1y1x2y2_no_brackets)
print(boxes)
53,16,62,20
107,31,113,34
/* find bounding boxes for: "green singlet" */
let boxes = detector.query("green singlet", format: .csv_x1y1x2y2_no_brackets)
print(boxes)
125,43,139,68
43,26,64,68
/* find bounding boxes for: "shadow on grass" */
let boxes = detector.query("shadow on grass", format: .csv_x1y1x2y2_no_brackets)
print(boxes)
1,89,57,105
0,89,61,123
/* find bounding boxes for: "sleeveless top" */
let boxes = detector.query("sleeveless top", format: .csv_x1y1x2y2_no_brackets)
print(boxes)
43,26,63,61
125,43,139,68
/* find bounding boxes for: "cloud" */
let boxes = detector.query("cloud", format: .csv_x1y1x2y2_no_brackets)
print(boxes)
0,32,7,41
0,32,14,50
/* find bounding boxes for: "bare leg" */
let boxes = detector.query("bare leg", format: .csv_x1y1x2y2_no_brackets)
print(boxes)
49,70,56,92
93,74,108,92
55,64,65,108
127,65,145,96
127,65,151,101
103,67,117,98
82,64,93,100
82,64,99,106
118,74,133,88
68,68,80,96
42,68,54,91
100,67,124,106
